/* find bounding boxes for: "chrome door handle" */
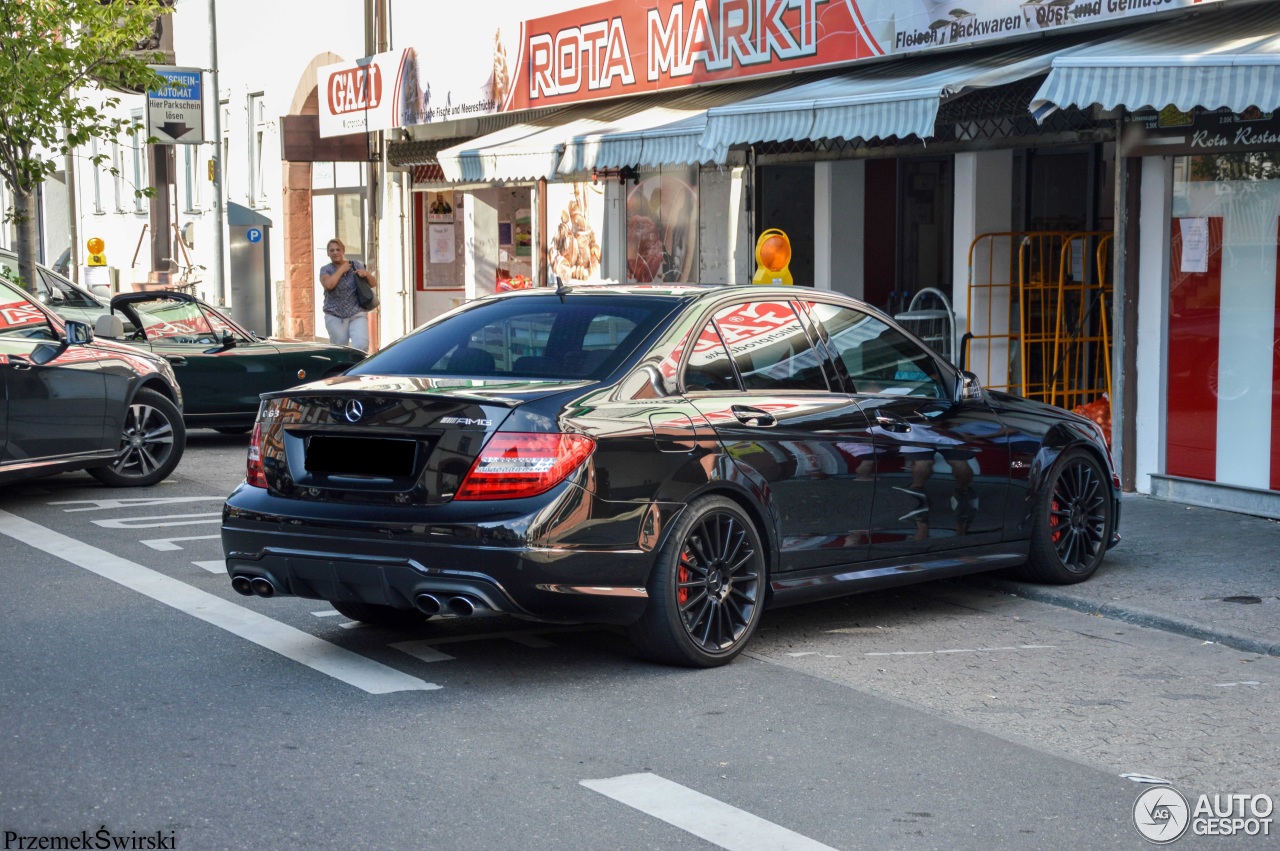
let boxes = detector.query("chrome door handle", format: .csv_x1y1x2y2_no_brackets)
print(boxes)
875,413,911,433
731,405,776,427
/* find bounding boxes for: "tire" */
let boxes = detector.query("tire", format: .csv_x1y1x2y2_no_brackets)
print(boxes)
89,388,186,487
1018,448,1113,584
627,496,766,668
329,600,428,628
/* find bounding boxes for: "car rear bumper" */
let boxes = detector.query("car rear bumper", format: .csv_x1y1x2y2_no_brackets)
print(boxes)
221,482,685,624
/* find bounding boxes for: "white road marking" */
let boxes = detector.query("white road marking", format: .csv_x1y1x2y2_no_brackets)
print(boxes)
865,645,1057,657
91,512,222,529
142,534,221,551
192,560,225,574
581,773,838,851
391,640,456,663
0,510,439,695
406,625,587,646
312,610,342,618
52,496,225,512
338,621,369,630
1215,681,1262,688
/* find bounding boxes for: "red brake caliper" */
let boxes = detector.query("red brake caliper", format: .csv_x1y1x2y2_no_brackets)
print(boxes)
677,553,691,606
1051,498,1063,543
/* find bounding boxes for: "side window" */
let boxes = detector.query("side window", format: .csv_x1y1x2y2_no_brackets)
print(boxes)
711,301,828,391
38,270,99,309
683,321,740,392
805,302,944,398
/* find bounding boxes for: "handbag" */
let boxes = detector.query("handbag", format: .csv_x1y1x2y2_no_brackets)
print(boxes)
351,261,379,310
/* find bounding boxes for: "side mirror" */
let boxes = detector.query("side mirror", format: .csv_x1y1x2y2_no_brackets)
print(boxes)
641,365,669,398
32,319,93,364
957,370,983,402
220,331,238,350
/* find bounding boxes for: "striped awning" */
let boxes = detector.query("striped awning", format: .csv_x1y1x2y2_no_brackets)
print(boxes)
699,34,1100,161
1032,5,1280,119
556,79,791,175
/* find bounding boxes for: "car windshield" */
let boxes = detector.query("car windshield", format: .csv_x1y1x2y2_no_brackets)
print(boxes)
352,294,680,380
128,296,243,343
1,253,101,309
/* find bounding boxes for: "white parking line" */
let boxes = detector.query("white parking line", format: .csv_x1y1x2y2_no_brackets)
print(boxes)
0,510,439,695
91,512,222,529
391,640,456,663
191,560,225,574
581,773,839,851
865,644,1057,657
142,534,221,551
52,496,226,512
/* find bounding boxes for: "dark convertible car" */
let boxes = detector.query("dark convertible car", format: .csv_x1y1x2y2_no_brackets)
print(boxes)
221,285,1120,667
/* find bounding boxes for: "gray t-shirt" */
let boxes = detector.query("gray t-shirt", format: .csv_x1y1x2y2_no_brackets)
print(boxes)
319,258,364,318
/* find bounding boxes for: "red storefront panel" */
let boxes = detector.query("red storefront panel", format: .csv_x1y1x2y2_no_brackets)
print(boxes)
1166,217,1224,482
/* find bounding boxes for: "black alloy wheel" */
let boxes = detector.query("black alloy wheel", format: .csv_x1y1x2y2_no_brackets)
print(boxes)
629,496,765,667
1020,449,1112,584
89,388,186,487
329,599,428,628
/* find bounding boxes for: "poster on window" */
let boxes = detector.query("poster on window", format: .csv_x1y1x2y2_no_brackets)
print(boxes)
547,182,603,282
427,190,455,223
627,168,698,283
428,224,455,264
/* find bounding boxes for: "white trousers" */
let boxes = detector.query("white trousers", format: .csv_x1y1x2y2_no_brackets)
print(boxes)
324,312,370,352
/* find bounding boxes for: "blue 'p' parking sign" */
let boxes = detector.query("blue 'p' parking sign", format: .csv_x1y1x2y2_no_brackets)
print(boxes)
247,228,262,244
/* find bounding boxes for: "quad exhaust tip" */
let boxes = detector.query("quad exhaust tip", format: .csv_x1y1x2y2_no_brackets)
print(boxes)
249,577,276,598
447,595,479,617
230,575,254,596
414,593,442,615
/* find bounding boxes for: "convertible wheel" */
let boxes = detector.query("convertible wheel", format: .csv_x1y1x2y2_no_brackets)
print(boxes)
89,389,186,487
628,496,765,668
1019,449,1112,584
329,600,428,628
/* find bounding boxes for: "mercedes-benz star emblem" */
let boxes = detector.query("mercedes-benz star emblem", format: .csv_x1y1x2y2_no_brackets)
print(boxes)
344,399,364,423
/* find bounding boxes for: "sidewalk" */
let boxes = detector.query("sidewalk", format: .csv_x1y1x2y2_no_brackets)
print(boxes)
976,493,1280,657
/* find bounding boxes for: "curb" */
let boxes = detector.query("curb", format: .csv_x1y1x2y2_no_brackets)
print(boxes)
967,578,1280,658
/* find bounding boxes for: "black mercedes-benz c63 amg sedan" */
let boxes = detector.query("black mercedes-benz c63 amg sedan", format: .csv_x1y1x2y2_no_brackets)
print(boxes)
222,285,1119,667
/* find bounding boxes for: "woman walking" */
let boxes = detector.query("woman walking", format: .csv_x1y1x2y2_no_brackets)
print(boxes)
318,238,376,352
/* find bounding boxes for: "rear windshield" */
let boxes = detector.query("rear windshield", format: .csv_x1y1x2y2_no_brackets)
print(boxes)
351,294,680,380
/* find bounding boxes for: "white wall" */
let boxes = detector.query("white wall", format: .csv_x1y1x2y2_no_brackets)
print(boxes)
814,160,864,296
1135,156,1171,494
953,149,1014,385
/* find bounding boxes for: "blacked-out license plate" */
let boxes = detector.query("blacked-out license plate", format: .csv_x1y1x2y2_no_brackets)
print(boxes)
305,435,417,477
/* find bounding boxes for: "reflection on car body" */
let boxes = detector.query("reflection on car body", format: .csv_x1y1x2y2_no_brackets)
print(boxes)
222,285,1120,668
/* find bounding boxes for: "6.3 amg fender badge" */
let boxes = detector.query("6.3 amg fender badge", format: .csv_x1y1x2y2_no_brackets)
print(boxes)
344,399,364,423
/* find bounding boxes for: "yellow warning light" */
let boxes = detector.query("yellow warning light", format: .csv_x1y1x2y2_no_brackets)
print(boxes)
752,228,793,285
86,237,107,267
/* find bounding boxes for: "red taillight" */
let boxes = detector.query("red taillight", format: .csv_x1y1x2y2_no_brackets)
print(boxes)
246,422,268,488
454,432,595,500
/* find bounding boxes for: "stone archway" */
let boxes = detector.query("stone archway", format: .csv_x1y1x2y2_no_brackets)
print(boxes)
279,53,340,341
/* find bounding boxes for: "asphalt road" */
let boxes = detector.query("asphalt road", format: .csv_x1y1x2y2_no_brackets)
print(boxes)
1,432,1275,849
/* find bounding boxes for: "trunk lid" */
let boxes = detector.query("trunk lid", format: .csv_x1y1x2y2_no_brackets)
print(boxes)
257,375,589,505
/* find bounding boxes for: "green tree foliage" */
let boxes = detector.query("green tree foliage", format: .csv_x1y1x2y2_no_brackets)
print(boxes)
0,0,172,291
